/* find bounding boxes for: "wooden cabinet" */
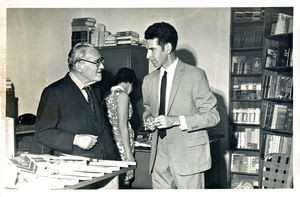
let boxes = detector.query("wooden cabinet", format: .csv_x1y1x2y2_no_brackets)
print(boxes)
97,45,149,133
229,7,293,189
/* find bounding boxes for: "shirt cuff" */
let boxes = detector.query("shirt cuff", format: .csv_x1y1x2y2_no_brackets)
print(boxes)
179,115,188,131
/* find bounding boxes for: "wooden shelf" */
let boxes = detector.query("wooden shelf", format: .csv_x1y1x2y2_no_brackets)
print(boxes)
262,98,293,103
231,99,261,102
231,172,259,176
231,47,263,52
231,73,262,77
265,33,293,41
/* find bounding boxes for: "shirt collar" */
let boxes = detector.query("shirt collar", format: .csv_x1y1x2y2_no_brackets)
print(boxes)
69,72,96,90
161,58,178,75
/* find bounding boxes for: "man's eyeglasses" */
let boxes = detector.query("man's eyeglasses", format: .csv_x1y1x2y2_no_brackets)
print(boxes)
79,57,104,67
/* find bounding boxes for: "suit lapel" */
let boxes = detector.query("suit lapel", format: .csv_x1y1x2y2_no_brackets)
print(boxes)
64,74,94,116
167,61,184,114
152,70,161,116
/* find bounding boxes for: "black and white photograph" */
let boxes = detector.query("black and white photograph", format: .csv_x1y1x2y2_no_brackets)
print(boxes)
0,0,299,194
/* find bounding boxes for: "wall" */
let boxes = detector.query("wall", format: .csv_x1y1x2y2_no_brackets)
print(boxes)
6,8,230,187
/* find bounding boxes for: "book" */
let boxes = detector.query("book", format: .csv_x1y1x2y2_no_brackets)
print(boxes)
231,174,259,189
265,48,278,68
274,13,292,35
270,104,287,129
72,20,95,27
251,57,262,73
264,134,292,156
116,31,139,38
274,75,293,99
231,153,259,173
72,17,96,23
284,108,293,131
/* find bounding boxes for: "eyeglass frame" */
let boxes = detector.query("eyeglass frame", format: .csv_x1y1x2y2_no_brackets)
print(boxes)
78,57,104,68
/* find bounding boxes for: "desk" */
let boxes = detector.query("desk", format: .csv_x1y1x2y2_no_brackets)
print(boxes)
5,154,136,190
65,165,136,189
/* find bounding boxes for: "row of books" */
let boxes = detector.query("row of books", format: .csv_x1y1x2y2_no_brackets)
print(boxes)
270,13,293,35
231,56,262,74
233,128,260,150
231,174,259,189
232,108,260,125
6,78,15,94
233,8,264,22
232,83,261,100
260,101,293,131
231,153,259,174
265,47,293,68
104,31,141,46
264,134,292,156
262,70,293,100
233,27,263,48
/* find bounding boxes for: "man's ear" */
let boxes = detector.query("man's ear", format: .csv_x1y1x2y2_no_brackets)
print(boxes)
75,62,83,72
165,43,172,54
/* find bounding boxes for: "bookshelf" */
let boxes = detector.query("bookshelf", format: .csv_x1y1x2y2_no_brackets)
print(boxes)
260,7,293,189
229,7,293,189
229,7,264,189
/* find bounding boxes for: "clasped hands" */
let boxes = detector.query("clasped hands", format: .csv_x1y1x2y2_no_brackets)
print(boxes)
144,115,179,131
73,134,98,150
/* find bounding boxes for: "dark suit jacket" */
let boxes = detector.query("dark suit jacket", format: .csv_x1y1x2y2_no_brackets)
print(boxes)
35,73,118,160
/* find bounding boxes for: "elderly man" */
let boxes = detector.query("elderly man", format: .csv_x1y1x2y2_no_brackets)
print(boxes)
35,42,117,160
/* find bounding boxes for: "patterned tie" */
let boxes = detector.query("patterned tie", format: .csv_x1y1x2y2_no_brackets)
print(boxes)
158,71,167,139
83,86,96,120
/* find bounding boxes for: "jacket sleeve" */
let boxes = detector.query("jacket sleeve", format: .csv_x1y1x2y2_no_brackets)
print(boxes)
142,75,153,121
184,70,220,132
35,86,75,153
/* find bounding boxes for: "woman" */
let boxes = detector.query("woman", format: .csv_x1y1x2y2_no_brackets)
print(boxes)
105,67,137,185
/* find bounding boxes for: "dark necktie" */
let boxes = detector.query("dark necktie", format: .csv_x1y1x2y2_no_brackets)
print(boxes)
158,71,167,139
83,86,97,120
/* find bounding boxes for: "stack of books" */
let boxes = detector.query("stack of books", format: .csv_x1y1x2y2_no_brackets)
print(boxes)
116,31,139,46
233,128,260,150
260,101,293,131
71,17,106,47
262,70,293,100
270,13,293,35
104,32,117,47
6,78,14,95
231,153,259,174
232,83,262,100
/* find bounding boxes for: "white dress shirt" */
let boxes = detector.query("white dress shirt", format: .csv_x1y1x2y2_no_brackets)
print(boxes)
159,58,188,131
69,72,96,102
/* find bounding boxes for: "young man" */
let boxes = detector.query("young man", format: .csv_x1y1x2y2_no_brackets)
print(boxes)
142,22,220,189
35,42,117,160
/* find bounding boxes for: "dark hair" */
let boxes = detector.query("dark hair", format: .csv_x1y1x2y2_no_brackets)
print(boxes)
113,67,138,88
144,22,178,52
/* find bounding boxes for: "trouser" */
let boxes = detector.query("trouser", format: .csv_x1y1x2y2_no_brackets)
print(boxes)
151,136,205,189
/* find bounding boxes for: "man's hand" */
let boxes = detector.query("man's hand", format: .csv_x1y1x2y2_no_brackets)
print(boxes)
152,115,180,129
144,116,156,131
73,134,98,150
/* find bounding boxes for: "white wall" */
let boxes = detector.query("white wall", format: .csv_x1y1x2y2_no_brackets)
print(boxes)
7,8,230,117
6,7,230,187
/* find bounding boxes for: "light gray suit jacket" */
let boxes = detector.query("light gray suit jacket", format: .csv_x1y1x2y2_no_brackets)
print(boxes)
142,60,220,175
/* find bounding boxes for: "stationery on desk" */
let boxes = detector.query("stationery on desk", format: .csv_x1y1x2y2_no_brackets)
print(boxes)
4,153,136,189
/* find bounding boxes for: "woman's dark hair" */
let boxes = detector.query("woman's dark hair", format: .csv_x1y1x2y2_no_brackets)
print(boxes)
144,22,178,52
113,67,138,88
